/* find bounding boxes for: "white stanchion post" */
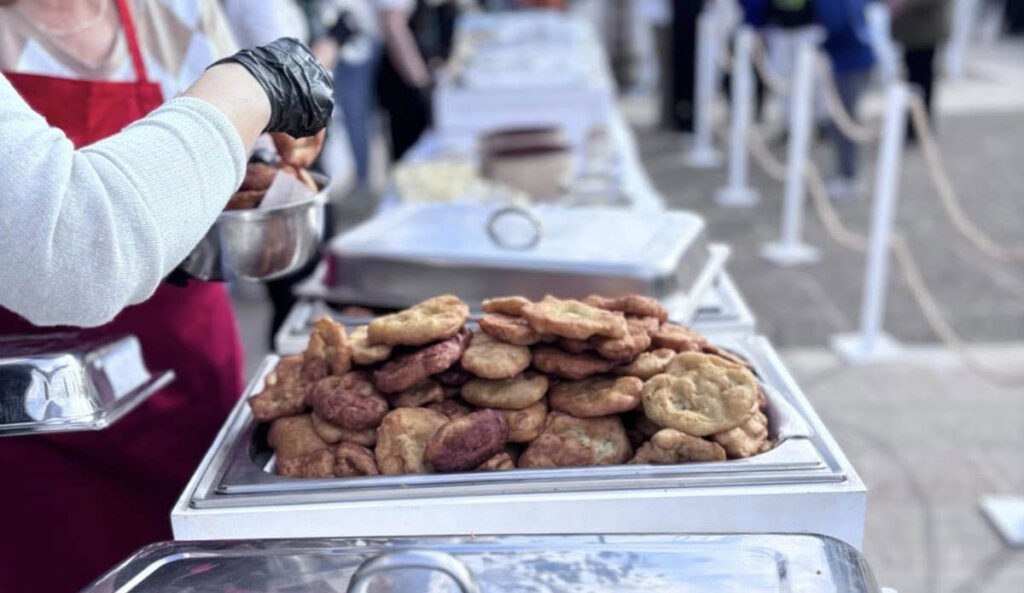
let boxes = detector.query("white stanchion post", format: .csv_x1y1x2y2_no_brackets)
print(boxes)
760,40,821,265
685,9,724,168
865,4,899,84
714,26,760,207
945,0,980,81
831,83,910,364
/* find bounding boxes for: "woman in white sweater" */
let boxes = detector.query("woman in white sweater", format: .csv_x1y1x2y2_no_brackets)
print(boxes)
0,4,332,585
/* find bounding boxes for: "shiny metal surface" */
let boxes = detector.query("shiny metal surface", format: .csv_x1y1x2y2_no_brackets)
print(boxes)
179,173,328,282
81,533,881,593
322,204,713,308
347,550,482,593
0,334,174,436
186,333,842,510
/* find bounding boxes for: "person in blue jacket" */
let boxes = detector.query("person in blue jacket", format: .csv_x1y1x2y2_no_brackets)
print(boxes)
742,0,876,200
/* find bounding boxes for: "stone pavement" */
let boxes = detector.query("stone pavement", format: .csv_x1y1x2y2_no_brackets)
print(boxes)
784,345,1024,593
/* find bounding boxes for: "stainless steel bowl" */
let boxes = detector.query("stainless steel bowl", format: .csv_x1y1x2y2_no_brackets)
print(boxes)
180,173,329,282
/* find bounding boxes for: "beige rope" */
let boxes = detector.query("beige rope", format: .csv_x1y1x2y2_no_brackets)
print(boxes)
907,94,1024,262
814,54,879,144
750,36,791,93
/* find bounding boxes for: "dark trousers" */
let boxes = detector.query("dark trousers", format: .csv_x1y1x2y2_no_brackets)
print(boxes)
377,55,431,161
904,46,937,116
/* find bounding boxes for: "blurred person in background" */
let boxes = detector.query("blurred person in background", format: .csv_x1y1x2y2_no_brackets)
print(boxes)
376,0,462,160
222,0,307,47
0,0,331,588
889,0,949,138
743,0,875,200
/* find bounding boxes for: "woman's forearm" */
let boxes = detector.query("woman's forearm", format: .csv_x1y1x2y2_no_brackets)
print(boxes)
183,63,272,152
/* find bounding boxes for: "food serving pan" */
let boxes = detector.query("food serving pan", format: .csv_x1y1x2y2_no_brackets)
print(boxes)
308,203,728,320
179,173,329,282
275,270,754,356
173,333,866,546
0,334,174,436
81,533,881,593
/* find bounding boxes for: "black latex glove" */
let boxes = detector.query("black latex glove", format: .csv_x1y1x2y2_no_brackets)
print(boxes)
211,38,334,138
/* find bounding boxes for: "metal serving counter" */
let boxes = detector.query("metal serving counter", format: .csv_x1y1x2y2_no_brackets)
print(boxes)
82,533,881,593
172,333,865,547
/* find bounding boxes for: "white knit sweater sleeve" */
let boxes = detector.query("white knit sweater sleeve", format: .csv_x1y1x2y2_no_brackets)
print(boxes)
0,73,246,327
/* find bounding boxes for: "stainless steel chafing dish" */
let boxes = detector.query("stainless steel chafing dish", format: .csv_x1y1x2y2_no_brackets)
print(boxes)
0,334,174,436
172,333,866,546
81,533,882,593
276,271,755,356
298,203,729,322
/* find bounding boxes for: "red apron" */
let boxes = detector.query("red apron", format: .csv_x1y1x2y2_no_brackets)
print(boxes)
0,2,243,591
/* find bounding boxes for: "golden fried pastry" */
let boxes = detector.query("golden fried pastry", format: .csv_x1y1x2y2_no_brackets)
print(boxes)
630,429,727,464
478,313,547,346
642,353,758,436
549,376,643,418
500,398,548,442
373,327,472,393
310,412,377,447
224,189,266,210
476,452,516,471
623,410,663,449
521,295,628,340
711,408,771,458
427,399,475,419
584,294,668,323
304,317,352,376
557,337,591,354
333,442,380,477
461,331,532,379
436,365,473,388
615,348,676,380
425,409,509,472
461,372,548,410
240,162,278,191
702,343,757,374
375,407,449,475
650,323,706,352
519,412,632,468
481,296,531,316
308,372,389,430
367,295,469,346
589,317,654,362
390,379,445,408
248,355,312,421
277,449,335,478
267,414,327,458
349,325,392,366
531,346,618,380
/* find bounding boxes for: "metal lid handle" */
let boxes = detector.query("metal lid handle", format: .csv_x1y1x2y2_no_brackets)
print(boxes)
486,205,543,250
346,550,482,593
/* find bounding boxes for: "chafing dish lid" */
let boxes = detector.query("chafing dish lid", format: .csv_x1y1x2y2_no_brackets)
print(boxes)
81,534,879,593
0,333,173,436
327,204,705,277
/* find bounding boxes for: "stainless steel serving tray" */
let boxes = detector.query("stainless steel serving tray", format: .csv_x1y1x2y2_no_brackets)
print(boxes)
186,334,845,511
318,204,724,312
81,533,881,593
0,334,174,436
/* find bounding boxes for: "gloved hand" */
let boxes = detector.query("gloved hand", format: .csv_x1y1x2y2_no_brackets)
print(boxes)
211,38,334,138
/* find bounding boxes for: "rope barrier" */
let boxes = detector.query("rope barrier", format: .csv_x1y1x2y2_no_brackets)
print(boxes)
907,94,1024,262
814,54,880,144
750,36,791,93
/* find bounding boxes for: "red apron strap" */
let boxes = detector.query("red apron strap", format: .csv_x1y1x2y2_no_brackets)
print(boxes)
114,0,149,83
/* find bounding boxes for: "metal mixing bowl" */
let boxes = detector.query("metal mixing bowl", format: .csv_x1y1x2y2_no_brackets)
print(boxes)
179,173,328,282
